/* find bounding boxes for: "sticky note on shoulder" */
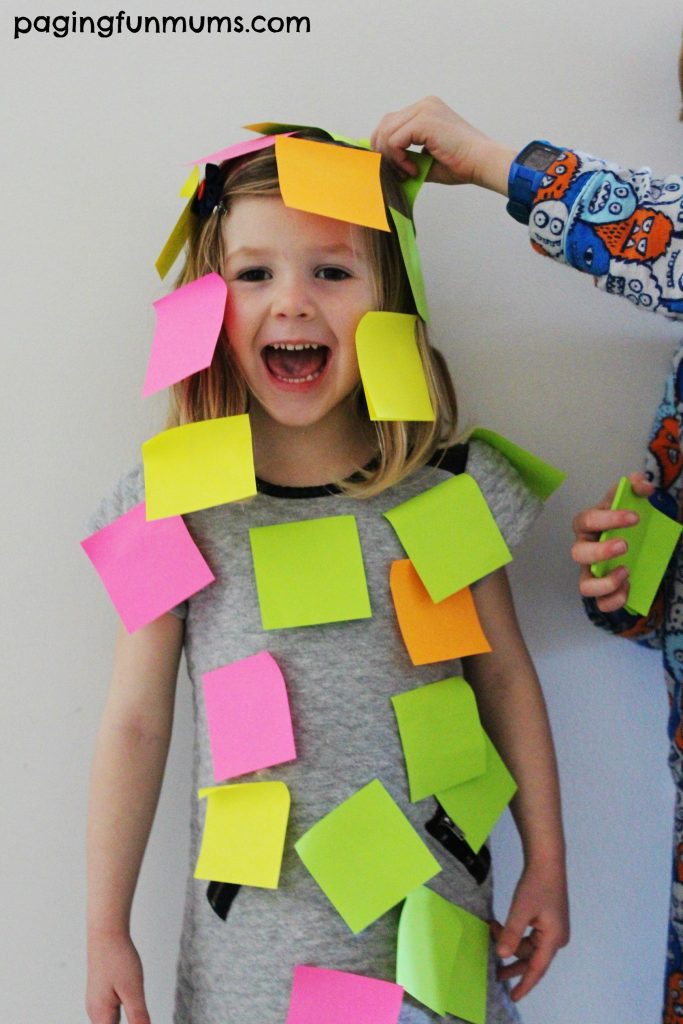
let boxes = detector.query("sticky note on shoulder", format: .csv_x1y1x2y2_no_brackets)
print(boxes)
355,312,434,421
591,476,682,616
470,427,565,500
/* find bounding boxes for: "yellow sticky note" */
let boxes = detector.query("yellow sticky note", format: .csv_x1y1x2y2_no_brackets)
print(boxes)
355,312,434,422
155,194,195,280
275,135,390,231
142,414,256,520
179,166,200,198
195,781,290,887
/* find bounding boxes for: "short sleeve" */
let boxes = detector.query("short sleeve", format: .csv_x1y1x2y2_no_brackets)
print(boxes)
465,438,544,551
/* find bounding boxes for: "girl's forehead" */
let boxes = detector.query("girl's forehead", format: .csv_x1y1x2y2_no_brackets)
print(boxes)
224,194,362,252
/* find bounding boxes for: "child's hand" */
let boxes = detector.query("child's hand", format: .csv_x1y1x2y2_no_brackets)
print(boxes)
571,471,654,613
86,932,151,1024
370,96,515,195
491,859,570,1001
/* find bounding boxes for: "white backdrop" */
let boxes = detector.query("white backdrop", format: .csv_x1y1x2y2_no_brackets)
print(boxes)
4,1,682,1021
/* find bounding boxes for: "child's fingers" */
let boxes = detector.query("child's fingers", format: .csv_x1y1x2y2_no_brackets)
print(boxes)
571,506,638,542
572,535,628,568
595,580,631,614
626,471,655,497
579,564,629,599
508,940,554,1001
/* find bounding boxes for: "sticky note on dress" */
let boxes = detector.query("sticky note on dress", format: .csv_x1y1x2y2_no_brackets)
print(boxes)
436,731,517,853
194,781,290,887
286,966,403,1024
591,476,682,616
155,194,195,280
249,515,371,629
294,779,440,933
275,135,390,231
142,414,256,519
470,427,566,500
355,312,434,421
391,676,486,801
81,502,214,632
390,560,491,665
143,273,227,396
396,886,488,1024
384,474,512,602
388,209,430,321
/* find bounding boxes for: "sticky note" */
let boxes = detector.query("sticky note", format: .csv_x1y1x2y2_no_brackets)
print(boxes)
202,652,296,782
471,427,566,500
286,966,403,1024
194,781,290,887
81,502,214,633
249,515,371,629
245,121,371,149
142,414,256,519
397,886,488,1024
390,560,491,665
384,474,512,602
388,209,430,321
436,732,517,853
155,194,195,280
592,476,683,616
179,166,199,198
275,135,390,231
401,151,433,213
355,312,434,422
189,133,287,166
143,273,227,396
295,779,441,933
391,676,486,801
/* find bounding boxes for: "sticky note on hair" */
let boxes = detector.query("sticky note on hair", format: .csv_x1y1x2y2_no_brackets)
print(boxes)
470,427,566,500
81,502,214,632
189,133,288,166
202,652,296,782
142,414,256,519
294,779,440,933
275,135,390,231
143,273,227,396
384,474,512,602
195,781,290,887
286,966,404,1024
249,515,371,629
388,209,430,321
179,166,200,198
355,312,434,421
401,151,433,213
397,886,488,1023
246,121,371,149
155,194,195,280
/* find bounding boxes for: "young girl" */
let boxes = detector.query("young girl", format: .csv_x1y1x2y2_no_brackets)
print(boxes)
85,134,568,1024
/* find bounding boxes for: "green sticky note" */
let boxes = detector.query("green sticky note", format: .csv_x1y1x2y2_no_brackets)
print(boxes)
355,312,434,422
471,427,566,500
244,121,371,149
155,194,195,280
249,515,372,629
401,151,433,213
391,677,486,801
384,474,512,603
396,886,488,1023
436,731,517,853
591,476,682,616
295,779,441,933
388,208,430,322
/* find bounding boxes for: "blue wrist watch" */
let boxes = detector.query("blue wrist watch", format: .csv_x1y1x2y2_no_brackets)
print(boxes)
506,140,565,224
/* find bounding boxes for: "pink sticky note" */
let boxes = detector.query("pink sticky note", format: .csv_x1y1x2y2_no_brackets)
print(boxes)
81,502,214,632
188,133,291,166
143,273,227,397
202,652,296,781
286,966,403,1024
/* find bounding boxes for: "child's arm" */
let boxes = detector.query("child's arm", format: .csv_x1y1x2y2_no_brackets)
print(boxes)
86,613,184,1024
462,567,569,1002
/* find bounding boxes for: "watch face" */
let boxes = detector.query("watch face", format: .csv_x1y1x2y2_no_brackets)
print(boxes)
520,142,563,171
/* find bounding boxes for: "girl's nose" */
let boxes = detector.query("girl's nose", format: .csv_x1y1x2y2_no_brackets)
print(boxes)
270,276,315,319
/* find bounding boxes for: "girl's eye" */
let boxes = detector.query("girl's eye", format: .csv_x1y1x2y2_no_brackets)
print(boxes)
315,266,351,281
236,268,271,282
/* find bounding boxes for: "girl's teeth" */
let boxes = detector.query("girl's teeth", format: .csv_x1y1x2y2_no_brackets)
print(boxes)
269,343,320,351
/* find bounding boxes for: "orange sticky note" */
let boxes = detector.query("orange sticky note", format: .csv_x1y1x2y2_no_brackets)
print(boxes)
390,559,491,665
275,135,390,232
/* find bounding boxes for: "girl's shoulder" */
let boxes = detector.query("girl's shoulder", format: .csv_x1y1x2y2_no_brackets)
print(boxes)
86,463,144,536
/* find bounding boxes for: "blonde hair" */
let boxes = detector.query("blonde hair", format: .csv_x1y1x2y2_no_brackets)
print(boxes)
168,136,459,497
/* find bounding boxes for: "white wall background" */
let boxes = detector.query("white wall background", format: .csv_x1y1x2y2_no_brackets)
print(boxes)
4,1,682,1021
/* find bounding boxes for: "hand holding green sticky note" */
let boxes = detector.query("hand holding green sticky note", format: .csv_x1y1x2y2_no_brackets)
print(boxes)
591,476,682,616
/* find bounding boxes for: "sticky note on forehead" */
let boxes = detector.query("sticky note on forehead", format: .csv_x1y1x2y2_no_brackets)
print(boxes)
275,135,390,231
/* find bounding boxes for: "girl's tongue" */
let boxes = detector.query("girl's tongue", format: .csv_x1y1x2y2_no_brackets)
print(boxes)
263,344,328,382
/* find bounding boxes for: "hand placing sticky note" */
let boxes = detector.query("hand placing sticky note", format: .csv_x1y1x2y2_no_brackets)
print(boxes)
202,652,296,782
355,312,434,421
249,515,371,629
142,414,256,519
275,135,390,231
81,502,214,633
286,966,403,1024
384,474,512,602
401,151,434,213
195,781,290,887
591,476,682,616
155,194,194,280
294,779,440,933
436,731,517,854
143,273,227,396
388,209,430,321
471,427,566,500
391,676,486,801
396,886,489,1024
390,560,491,665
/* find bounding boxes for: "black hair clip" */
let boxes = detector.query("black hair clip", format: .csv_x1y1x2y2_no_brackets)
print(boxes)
192,163,226,219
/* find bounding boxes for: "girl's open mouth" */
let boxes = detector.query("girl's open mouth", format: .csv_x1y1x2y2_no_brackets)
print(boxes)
261,342,330,384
